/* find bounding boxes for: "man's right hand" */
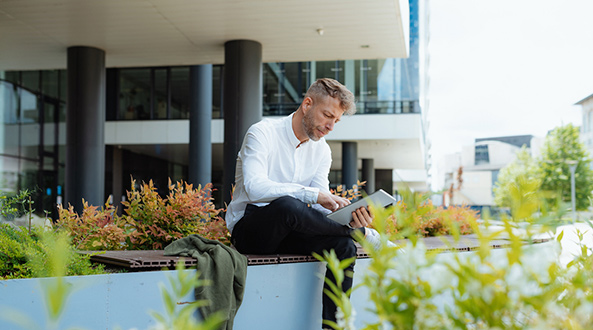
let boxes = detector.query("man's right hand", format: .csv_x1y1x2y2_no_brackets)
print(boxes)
317,191,350,212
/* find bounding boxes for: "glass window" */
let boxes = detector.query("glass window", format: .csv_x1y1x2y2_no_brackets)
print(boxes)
59,70,67,102
119,68,151,120
263,61,313,116
263,63,281,115
1,81,18,124
170,67,189,119
1,82,19,157
154,68,168,119
282,62,305,104
475,145,490,165
41,70,59,99
19,87,39,161
20,87,38,124
0,155,20,193
212,65,222,119
22,71,40,93
315,61,345,83
3,71,20,85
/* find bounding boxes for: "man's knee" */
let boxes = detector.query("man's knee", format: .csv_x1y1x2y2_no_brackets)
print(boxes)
270,196,306,214
333,237,357,260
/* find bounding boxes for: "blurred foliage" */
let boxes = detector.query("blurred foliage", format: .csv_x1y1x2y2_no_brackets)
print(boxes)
1,232,225,330
494,146,543,217
539,123,593,211
0,224,105,280
320,179,593,329
380,188,478,239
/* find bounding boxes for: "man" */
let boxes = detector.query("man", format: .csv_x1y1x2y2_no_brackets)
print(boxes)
225,78,384,326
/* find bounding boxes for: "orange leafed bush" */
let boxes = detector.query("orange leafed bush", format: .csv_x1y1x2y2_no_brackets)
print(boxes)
56,200,128,250
374,190,478,238
56,179,230,251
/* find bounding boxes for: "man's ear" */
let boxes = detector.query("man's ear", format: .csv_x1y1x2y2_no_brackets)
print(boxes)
302,96,313,113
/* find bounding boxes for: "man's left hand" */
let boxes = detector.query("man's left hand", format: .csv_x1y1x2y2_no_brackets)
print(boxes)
350,207,373,228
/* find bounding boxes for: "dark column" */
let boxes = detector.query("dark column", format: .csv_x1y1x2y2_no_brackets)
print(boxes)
189,64,213,187
362,158,375,194
222,40,263,203
342,142,358,189
65,46,105,212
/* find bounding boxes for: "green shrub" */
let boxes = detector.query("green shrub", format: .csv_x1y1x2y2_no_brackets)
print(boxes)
0,224,105,279
0,189,33,219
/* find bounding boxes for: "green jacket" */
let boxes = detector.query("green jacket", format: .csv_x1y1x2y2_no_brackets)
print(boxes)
164,235,248,330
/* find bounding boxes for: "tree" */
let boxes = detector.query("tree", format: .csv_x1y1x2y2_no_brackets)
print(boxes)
493,146,542,218
539,123,593,211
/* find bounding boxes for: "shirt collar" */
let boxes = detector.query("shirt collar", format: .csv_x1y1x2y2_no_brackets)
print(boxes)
286,113,307,148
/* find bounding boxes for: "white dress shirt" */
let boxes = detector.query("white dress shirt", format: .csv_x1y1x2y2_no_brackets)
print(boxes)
225,113,333,233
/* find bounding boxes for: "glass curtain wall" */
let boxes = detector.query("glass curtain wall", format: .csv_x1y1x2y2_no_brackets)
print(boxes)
263,58,421,116
115,66,221,120
0,70,65,219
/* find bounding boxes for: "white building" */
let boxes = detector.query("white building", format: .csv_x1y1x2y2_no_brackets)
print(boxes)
576,94,593,157
440,135,542,207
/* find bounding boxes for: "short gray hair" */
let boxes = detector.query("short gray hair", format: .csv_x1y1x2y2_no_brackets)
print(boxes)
305,78,356,115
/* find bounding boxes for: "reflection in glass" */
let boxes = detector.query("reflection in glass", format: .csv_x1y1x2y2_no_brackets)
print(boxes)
22,71,39,93
170,67,189,119
316,61,344,82
154,68,168,119
0,155,20,193
19,88,39,161
119,68,151,120
212,65,222,118
263,62,309,116
42,70,59,99
1,81,18,125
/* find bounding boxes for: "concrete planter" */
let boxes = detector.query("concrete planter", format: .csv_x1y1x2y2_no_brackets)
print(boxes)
0,240,556,330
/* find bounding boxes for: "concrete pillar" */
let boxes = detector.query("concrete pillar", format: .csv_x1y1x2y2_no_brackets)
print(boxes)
222,40,262,204
342,142,358,189
189,64,213,188
362,158,375,194
65,46,105,212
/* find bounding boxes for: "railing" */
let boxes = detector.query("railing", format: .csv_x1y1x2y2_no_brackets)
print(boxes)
263,100,420,117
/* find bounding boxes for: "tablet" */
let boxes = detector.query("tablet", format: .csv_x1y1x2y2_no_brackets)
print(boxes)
327,189,397,226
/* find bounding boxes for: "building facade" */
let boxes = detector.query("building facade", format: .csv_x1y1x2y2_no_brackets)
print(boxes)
576,93,593,157
440,135,542,208
0,0,428,216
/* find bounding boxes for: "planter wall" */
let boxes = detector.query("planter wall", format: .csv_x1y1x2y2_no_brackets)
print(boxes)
0,241,555,330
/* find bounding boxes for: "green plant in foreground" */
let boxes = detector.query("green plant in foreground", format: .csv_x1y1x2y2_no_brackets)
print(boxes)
1,234,224,330
150,262,225,330
321,196,593,329
1,229,81,330
314,250,357,330
0,224,104,280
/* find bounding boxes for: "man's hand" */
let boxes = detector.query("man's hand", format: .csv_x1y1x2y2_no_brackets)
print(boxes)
350,207,373,228
317,191,350,212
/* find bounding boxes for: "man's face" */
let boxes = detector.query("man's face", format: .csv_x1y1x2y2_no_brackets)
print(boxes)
302,96,343,141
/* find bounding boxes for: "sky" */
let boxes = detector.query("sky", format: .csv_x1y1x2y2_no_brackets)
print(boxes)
427,0,593,189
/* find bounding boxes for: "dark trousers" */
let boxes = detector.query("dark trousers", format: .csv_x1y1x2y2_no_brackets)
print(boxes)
231,196,363,325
